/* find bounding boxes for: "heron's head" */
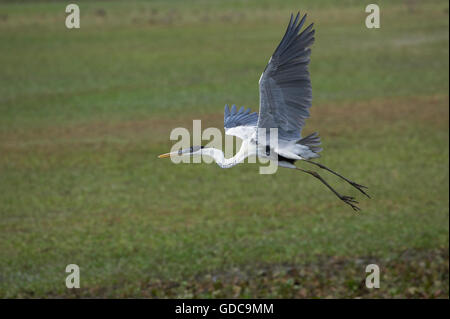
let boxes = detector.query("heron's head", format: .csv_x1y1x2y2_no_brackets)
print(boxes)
158,146,205,159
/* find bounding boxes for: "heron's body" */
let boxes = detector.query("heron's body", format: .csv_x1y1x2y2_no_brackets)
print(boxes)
159,13,370,210
208,125,321,169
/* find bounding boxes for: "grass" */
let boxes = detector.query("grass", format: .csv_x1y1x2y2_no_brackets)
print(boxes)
0,0,448,298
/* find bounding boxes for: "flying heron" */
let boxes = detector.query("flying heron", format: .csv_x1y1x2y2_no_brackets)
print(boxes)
159,13,370,211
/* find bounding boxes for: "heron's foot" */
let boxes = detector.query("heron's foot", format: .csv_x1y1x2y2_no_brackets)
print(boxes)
348,181,371,199
340,195,361,212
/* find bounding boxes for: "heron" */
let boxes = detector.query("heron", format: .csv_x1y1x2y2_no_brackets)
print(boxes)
158,13,369,211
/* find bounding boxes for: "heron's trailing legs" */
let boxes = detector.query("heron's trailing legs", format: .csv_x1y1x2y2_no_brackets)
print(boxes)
304,160,370,198
295,168,361,211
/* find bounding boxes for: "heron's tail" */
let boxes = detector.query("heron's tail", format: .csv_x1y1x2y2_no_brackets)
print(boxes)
298,132,322,158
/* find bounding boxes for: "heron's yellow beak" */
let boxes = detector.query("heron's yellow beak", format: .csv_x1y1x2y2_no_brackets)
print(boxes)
158,152,172,158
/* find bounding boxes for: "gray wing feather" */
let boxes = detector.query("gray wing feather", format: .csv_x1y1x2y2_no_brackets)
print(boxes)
224,104,258,129
258,13,315,141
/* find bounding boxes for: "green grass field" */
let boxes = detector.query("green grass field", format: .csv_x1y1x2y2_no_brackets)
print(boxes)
0,0,448,298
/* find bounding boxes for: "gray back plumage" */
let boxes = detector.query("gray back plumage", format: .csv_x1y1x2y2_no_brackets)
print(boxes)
257,13,315,141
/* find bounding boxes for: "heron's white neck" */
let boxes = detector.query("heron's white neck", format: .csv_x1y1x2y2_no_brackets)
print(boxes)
201,143,253,168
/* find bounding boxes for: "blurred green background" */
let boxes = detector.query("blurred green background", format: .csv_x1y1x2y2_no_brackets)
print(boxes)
0,0,448,298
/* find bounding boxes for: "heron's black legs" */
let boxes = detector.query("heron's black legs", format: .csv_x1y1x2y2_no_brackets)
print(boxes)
304,160,370,198
295,168,361,211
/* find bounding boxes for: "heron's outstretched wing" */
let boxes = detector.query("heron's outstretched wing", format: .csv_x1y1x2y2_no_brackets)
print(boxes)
224,104,258,140
258,13,315,141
